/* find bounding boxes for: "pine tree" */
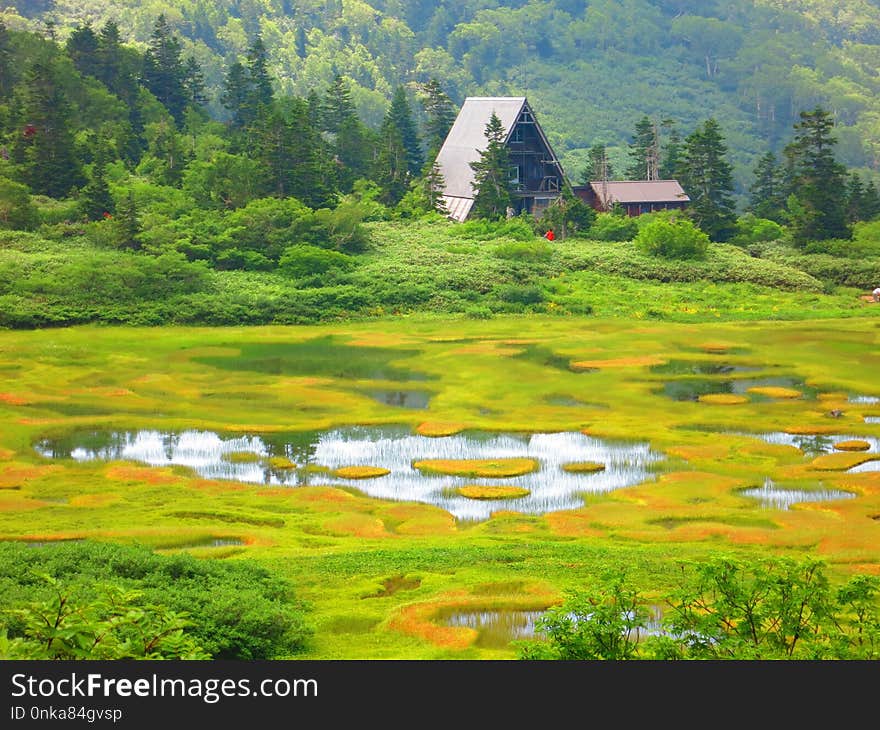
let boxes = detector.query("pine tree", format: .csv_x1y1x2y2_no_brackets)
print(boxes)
862,179,880,221
580,144,613,184
784,107,850,243
389,86,423,176
246,35,274,111
321,75,373,192
748,151,786,222
79,140,114,220
626,116,659,181
221,61,251,130
65,23,100,80
373,112,409,206
183,55,207,108
845,172,865,223
0,21,12,99
115,190,141,250
96,21,123,93
423,160,448,215
418,79,456,156
142,15,188,125
470,112,513,220
678,118,736,241
12,61,84,198
659,120,682,180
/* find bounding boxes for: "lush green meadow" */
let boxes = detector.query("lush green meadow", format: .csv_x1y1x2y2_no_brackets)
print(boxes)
1,312,879,658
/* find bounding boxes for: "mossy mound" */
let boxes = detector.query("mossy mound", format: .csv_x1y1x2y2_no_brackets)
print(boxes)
220,451,261,464
698,394,749,405
809,452,879,471
267,456,296,469
784,425,841,435
416,421,467,437
332,466,391,480
413,458,538,478
457,485,530,500
834,440,871,452
746,386,802,399
562,461,606,473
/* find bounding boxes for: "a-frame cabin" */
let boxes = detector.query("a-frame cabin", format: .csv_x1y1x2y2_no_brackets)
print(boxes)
434,97,566,222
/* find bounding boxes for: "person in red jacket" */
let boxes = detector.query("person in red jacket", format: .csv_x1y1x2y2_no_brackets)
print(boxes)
545,229,555,241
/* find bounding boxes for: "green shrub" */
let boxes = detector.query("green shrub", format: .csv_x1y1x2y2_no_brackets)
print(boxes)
0,178,38,230
278,244,356,279
590,213,639,242
495,283,546,305
465,305,493,319
493,240,553,262
635,217,710,259
729,214,785,247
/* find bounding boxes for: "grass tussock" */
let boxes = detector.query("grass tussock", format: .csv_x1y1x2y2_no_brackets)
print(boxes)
698,394,750,405
561,461,606,473
747,386,803,399
457,485,530,500
416,421,467,437
332,466,391,479
834,440,871,452
413,458,538,478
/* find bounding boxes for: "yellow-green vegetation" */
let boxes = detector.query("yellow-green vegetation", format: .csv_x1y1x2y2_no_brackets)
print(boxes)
698,394,750,405
834,440,871,452
222,451,261,463
562,462,606,474
457,486,531,500
332,466,391,479
416,422,467,437
746,386,803,399
413,459,539,478
267,457,297,469
1,314,880,660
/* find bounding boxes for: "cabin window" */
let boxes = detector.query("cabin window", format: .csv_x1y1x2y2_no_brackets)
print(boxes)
509,166,523,188
511,125,524,143
518,110,534,124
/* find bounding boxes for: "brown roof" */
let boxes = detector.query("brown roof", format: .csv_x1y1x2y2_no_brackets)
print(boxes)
587,180,690,206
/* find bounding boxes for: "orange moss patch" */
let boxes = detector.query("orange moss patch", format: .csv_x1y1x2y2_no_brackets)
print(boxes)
0,448,15,461
746,386,802,399
288,486,357,504
698,343,733,354
569,355,666,370
666,444,731,461
332,465,391,479
413,458,538,478
561,461,606,473
698,394,749,405
0,392,30,405
545,510,605,537
818,392,849,403
808,453,880,471
784,425,841,435
323,514,389,538
394,512,457,536
834,440,871,452
105,465,179,485
416,421,467,437
457,485,530,500
0,496,48,511
69,493,120,507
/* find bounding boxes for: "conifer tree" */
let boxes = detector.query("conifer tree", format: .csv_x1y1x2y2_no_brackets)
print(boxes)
13,60,83,198
389,86,423,176
321,75,373,192
678,118,736,241
142,15,188,124
862,179,880,221
748,151,786,222
626,116,659,181
418,79,456,156
580,144,613,184
374,112,409,206
423,160,448,215
79,140,114,220
0,21,11,99
784,107,850,243
183,55,207,107
221,61,251,130
246,35,274,111
470,112,513,220
115,190,141,250
659,119,682,180
65,23,100,80
845,172,865,224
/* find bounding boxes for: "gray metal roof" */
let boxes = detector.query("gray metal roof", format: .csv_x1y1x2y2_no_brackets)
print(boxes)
588,180,690,206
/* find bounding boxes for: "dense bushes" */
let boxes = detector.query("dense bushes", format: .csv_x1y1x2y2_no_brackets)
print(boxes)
0,541,311,659
635,217,709,259
589,213,639,242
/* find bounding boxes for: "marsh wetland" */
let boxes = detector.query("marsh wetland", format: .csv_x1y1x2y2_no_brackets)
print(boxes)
2,315,880,658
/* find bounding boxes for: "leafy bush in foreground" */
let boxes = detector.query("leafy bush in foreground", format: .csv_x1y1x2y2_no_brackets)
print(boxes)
0,541,311,660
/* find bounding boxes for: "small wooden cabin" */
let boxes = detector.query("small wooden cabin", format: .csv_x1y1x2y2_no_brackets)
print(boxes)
573,180,690,216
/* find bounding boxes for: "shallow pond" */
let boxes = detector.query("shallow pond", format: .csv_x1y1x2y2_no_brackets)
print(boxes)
741,478,856,510
34,427,663,521
657,376,820,402
439,606,665,649
745,431,880,457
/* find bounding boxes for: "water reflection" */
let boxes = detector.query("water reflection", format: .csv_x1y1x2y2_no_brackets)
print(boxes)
34,427,663,521
741,478,856,510
658,376,819,402
748,431,880,456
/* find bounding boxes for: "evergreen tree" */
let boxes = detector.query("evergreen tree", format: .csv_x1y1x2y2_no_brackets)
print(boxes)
246,35,274,111
418,78,456,156
142,15,188,125
580,144,613,184
845,172,865,224
659,120,682,180
389,85,423,176
862,179,880,221
183,55,207,107
79,139,114,220
748,151,786,222
96,21,123,93
321,75,373,192
221,61,251,130
470,112,513,220
321,74,357,135
12,60,83,198
0,21,11,100
115,190,141,250
626,115,659,181
784,107,850,243
65,23,100,80
373,112,409,206
678,118,736,241
423,160,448,215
